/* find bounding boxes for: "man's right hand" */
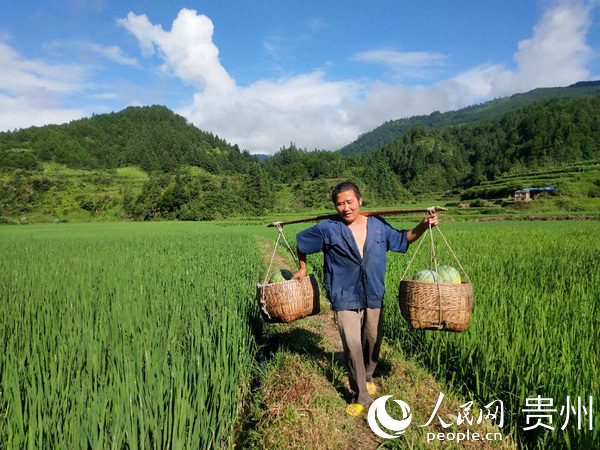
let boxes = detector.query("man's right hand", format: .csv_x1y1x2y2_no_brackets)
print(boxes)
291,268,306,281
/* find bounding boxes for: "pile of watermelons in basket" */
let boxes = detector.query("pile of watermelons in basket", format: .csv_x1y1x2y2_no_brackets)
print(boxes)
413,265,461,284
269,269,294,284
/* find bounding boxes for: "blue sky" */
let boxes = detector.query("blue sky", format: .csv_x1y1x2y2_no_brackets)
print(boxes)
1,0,599,154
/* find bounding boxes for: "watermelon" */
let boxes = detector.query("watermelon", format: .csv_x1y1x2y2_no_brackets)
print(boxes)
269,269,294,284
412,270,441,282
438,265,461,284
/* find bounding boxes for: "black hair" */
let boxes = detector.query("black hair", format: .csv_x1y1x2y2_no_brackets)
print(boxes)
331,181,362,204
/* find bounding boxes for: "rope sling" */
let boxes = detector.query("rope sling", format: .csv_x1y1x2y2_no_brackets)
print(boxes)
263,223,300,284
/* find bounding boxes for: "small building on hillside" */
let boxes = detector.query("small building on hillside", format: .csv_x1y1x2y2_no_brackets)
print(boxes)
514,187,556,201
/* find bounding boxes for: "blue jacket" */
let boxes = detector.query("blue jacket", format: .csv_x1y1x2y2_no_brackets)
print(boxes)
296,215,409,311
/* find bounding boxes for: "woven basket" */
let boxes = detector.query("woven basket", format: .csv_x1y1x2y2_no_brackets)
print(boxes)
398,211,474,332
257,274,320,323
399,280,473,332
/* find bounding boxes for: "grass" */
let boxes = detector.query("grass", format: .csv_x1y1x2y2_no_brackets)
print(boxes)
115,166,149,179
380,220,600,449
0,222,262,448
1,216,598,448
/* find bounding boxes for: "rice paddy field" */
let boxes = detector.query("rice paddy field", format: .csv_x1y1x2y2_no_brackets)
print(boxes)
0,222,262,448
378,220,599,449
1,220,598,448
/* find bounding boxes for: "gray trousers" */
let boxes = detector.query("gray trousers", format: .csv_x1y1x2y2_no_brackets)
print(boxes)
335,308,383,406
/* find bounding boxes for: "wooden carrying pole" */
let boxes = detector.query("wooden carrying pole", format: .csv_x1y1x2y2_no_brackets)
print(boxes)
267,206,447,227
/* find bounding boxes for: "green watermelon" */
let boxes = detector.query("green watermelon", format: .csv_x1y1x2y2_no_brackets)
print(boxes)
269,269,294,284
438,265,461,284
413,270,441,282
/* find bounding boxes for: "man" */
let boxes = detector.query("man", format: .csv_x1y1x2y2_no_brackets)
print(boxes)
292,181,438,416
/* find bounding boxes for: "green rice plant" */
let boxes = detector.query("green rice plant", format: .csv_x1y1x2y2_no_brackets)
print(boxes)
0,222,261,448
381,220,599,449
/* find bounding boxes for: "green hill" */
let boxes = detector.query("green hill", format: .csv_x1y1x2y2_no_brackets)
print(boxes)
0,105,277,223
338,80,600,156
0,105,258,174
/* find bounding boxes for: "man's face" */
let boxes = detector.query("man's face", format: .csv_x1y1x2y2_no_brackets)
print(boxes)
334,190,362,224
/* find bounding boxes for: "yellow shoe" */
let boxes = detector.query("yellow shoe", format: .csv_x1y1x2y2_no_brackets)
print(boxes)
366,381,377,396
345,403,364,417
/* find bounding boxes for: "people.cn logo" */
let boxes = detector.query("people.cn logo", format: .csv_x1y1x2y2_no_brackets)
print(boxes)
367,395,413,439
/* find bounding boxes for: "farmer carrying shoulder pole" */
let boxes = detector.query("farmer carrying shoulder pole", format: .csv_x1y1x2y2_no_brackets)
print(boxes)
292,181,438,417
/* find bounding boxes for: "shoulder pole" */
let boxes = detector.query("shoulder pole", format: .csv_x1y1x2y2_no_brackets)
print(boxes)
267,206,447,227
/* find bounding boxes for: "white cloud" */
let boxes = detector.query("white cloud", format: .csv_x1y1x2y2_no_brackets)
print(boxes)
180,71,360,151
511,1,594,90
119,2,597,154
117,9,235,95
262,34,284,61
45,40,140,67
91,44,139,67
0,94,86,131
0,42,85,94
0,42,87,131
352,49,447,68
305,17,328,32
351,48,447,79
90,92,119,99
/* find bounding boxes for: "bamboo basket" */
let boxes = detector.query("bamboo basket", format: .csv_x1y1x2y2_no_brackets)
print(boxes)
399,280,473,332
257,223,320,323
257,274,320,323
398,216,474,332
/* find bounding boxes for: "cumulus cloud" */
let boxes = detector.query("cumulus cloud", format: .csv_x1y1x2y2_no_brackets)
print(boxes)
511,1,594,90
117,9,235,95
0,42,87,130
118,2,597,154
181,71,360,151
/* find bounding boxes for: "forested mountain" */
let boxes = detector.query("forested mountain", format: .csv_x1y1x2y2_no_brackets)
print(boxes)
0,105,258,174
265,96,600,194
338,80,600,156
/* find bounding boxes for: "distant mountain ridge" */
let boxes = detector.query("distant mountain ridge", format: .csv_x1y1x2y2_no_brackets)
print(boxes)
0,105,258,175
338,80,600,156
